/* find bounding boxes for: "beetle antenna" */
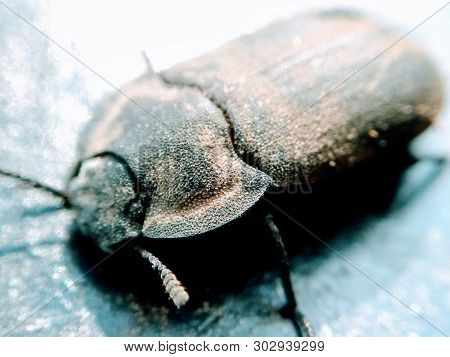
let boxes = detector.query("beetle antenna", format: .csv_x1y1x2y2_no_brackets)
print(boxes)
141,51,155,76
136,247,189,308
0,168,71,208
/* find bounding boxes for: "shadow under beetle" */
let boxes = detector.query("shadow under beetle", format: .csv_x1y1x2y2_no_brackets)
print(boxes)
0,10,444,336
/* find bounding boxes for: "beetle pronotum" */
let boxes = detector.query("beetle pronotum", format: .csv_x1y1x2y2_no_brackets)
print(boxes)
0,9,443,336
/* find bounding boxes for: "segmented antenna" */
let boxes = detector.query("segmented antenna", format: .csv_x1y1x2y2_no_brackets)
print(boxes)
137,247,189,308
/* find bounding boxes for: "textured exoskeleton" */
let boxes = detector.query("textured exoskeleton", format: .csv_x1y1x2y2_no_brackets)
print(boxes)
68,10,443,252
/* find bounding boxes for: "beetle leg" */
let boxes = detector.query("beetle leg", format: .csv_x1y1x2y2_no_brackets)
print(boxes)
137,247,189,309
394,155,447,208
264,213,314,337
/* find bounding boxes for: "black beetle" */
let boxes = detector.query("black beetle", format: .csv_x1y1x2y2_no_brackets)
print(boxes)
0,10,443,336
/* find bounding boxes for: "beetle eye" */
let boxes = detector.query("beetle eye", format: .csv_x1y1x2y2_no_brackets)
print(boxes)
127,201,145,223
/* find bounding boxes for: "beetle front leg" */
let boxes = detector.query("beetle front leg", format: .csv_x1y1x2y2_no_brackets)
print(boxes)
264,213,314,337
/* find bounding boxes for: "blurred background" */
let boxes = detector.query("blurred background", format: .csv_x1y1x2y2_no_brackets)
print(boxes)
0,0,449,336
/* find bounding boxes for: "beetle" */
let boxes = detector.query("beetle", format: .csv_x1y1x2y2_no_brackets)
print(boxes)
0,9,443,336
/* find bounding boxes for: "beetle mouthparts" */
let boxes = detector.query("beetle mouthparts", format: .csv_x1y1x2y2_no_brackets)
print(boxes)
137,247,189,308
